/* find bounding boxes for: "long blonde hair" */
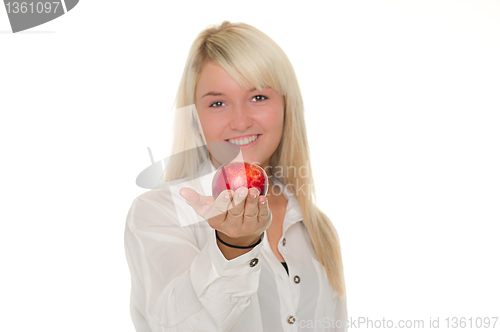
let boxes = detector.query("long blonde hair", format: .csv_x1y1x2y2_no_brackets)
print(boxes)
164,21,346,297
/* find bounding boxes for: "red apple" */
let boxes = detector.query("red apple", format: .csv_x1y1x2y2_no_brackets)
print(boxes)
212,161,269,200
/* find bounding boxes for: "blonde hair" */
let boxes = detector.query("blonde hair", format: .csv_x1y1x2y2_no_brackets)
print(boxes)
164,21,346,297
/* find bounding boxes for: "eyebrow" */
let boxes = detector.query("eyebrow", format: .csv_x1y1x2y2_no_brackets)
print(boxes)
202,87,258,98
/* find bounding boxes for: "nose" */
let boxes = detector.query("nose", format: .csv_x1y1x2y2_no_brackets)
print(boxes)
229,103,253,131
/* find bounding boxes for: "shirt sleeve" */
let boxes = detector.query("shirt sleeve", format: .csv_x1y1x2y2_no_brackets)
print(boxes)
124,193,264,332
336,292,348,332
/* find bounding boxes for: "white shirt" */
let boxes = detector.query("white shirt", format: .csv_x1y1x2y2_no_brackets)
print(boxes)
124,160,348,332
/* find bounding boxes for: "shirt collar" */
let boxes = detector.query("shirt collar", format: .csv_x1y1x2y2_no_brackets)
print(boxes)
268,176,304,232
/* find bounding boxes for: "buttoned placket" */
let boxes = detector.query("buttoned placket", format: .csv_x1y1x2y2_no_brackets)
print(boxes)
267,177,304,331
280,231,302,331
262,231,300,331
200,170,304,330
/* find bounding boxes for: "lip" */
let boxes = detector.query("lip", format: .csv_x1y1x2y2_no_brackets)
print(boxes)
225,134,261,149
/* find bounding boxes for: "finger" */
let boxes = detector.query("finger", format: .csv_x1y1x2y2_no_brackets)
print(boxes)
180,187,226,222
225,187,248,221
204,189,233,221
257,195,272,224
180,187,212,216
179,187,199,205
243,187,260,221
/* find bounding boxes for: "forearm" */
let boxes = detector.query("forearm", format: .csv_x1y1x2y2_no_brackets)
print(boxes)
125,211,263,331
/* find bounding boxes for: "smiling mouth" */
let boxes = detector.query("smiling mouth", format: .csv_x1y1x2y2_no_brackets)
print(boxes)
225,134,261,146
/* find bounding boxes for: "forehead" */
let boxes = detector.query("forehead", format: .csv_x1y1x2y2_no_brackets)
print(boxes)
196,62,251,95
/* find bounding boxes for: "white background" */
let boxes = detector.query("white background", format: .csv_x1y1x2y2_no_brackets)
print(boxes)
1,1,499,331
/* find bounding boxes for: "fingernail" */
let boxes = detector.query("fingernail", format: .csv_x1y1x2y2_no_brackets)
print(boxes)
238,187,248,198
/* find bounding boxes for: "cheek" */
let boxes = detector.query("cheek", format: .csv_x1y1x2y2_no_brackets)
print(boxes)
198,113,226,139
261,109,284,136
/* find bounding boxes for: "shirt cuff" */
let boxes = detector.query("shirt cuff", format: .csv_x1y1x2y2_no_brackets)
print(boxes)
190,230,264,297
212,230,264,274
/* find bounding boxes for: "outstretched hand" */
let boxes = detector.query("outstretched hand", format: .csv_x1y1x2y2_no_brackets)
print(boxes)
180,186,272,246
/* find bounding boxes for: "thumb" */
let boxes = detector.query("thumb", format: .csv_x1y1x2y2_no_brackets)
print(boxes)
180,187,199,204
179,187,215,219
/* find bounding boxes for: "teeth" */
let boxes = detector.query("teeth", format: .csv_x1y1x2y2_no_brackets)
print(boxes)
229,135,258,146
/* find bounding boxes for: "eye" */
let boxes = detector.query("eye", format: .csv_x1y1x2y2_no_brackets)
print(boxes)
209,101,225,108
252,95,268,102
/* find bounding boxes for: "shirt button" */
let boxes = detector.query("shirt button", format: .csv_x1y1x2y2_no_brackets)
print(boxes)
294,275,301,283
249,258,259,267
282,238,286,246
287,315,296,324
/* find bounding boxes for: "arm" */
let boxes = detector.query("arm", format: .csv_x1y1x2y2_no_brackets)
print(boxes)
124,195,264,332
335,293,348,332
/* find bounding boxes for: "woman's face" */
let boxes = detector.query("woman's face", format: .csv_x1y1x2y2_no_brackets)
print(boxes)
195,62,284,170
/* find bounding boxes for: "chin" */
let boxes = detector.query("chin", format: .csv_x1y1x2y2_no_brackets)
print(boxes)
238,154,264,166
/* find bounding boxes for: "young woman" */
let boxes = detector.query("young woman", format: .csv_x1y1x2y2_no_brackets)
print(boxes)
125,21,347,331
